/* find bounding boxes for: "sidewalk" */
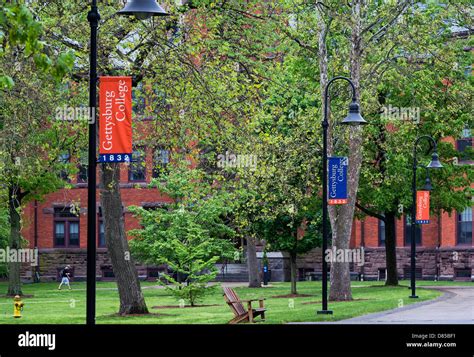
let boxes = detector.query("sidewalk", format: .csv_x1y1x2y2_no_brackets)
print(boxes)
294,286,474,324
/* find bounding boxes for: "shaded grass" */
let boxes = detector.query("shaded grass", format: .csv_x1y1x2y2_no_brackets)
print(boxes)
0,279,462,324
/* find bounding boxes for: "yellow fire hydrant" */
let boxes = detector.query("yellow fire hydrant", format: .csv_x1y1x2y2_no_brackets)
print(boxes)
13,295,24,318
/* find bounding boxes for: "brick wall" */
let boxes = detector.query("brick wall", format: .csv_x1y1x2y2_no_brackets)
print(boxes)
441,211,457,247
21,185,172,250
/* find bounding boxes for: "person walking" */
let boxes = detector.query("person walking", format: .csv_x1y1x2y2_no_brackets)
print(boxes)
58,265,72,290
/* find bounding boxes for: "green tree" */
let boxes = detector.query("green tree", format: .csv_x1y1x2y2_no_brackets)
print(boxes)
353,0,473,285
1,0,77,296
0,2,74,89
262,199,322,295
129,163,236,306
0,65,77,295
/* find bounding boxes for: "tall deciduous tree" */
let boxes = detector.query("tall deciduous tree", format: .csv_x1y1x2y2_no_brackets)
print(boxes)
356,0,473,285
1,59,76,295
309,0,473,298
1,2,76,295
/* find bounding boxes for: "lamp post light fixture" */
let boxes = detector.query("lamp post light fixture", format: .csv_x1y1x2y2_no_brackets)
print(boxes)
86,0,168,326
117,0,168,19
317,76,367,316
421,166,433,192
409,135,442,299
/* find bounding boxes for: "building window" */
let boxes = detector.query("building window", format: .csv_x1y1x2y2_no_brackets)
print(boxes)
464,64,472,77
77,151,88,183
101,265,115,280
97,206,125,246
457,207,472,245
146,267,161,281
404,214,421,246
54,222,65,246
152,147,170,178
98,208,106,248
378,268,386,281
129,147,146,182
98,221,105,247
59,152,70,181
132,87,146,118
69,222,79,246
457,126,472,160
132,83,165,120
454,268,472,281
378,219,385,246
54,207,80,247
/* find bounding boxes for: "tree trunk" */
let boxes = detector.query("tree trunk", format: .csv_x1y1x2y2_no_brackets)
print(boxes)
100,163,148,315
321,0,364,302
289,251,297,295
246,236,261,288
7,186,23,296
328,223,353,300
384,212,399,286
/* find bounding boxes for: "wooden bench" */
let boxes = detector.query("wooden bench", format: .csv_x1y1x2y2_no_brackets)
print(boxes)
223,286,266,324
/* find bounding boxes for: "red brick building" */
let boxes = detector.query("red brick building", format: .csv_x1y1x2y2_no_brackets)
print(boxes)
19,130,472,283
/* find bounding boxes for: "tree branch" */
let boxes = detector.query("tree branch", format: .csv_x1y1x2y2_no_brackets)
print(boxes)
355,202,385,222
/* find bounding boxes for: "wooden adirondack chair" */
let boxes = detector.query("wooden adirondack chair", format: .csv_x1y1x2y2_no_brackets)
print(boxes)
223,287,266,324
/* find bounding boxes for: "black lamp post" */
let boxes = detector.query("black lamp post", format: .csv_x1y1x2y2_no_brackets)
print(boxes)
86,0,168,326
317,76,366,315
409,135,442,299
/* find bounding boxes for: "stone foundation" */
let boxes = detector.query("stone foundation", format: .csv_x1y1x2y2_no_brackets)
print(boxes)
20,249,160,282
19,246,474,282
294,247,473,281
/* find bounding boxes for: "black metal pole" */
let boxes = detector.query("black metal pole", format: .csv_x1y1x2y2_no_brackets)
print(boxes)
87,0,99,326
410,135,437,298
34,200,39,283
318,94,331,314
410,148,418,298
318,76,356,315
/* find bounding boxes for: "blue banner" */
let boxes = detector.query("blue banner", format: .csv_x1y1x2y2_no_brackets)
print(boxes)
98,153,132,163
328,157,348,205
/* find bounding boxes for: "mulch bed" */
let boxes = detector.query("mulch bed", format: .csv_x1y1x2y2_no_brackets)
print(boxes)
106,312,172,317
1,294,34,298
302,298,371,305
152,304,221,309
271,294,314,298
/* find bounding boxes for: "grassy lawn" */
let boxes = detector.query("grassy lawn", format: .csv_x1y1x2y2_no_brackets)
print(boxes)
0,280,467,324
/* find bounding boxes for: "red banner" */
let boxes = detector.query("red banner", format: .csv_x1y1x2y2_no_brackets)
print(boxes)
416,190,430,224
99,76,132,162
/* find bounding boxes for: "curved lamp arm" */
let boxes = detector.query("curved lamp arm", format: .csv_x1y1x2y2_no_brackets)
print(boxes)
323,76,357,126
413,135,437,160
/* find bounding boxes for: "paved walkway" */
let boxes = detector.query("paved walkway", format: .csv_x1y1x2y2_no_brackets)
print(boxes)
296,287,474,324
